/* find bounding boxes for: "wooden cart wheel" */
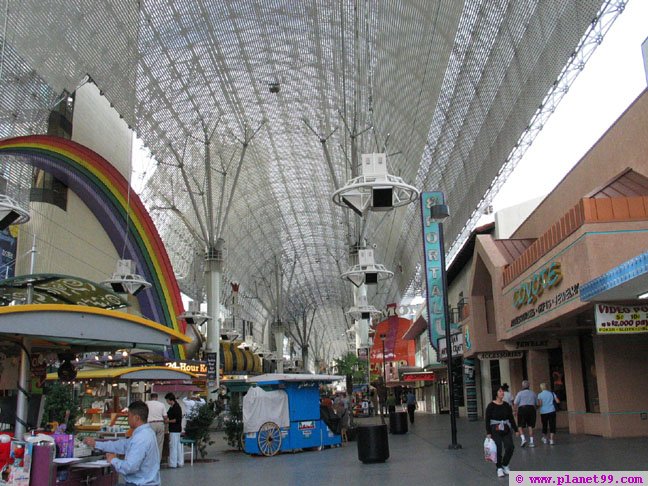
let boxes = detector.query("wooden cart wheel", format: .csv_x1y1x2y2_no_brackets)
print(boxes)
257,421,282,456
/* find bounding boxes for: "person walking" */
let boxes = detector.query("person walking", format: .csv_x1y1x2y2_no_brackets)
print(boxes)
145,393,167,459
485,386,519,478
513,380,537,448
405,389,417,425
165,393,184,468
537,383,560,445
84,401,161,485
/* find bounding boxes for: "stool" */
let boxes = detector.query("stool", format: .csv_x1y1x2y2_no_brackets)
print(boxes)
180,438,196,466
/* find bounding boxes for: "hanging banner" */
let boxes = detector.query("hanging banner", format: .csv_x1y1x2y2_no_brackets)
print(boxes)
438,332,464,361
463,358,478,421
420,191,454,351
0,227,18,278
595,304,648,334
206,353,218,384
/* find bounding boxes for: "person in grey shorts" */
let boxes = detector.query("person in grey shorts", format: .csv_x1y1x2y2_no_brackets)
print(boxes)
513,380,537,448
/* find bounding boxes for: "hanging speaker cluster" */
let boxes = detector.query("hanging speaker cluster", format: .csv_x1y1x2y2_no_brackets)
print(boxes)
340,249,393,287
332,153,419,215
101,259,152,296
57,353,77,382
0,195,30,230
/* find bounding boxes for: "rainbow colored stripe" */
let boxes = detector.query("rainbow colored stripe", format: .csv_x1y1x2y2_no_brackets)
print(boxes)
0,135,186,359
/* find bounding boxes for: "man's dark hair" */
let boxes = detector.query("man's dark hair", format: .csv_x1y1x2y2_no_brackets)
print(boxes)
150,393,158,399
165,393,176,402
128,400,149,423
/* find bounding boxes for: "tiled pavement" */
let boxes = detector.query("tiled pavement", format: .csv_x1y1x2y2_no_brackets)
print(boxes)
159,412,648,485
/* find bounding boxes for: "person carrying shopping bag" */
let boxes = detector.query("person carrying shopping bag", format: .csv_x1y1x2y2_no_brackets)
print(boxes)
485,386,519,478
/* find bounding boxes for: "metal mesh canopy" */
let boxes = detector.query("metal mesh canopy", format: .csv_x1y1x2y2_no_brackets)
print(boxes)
0,0,616,359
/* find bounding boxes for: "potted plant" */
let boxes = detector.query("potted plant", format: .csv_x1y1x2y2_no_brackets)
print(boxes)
184,401,217,459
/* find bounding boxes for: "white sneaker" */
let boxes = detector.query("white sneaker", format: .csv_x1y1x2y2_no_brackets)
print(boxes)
502,466,510,475
528,441,535,448
520,439,527,448
497,468,505,478
549,439,555,445
541,437,547,444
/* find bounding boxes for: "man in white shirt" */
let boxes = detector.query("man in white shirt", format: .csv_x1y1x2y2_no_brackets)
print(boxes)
145,393,167,459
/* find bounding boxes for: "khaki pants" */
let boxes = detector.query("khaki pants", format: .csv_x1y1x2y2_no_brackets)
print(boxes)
149,421,165,458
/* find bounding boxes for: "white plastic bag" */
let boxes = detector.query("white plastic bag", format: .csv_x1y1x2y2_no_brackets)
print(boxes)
484,437,497,463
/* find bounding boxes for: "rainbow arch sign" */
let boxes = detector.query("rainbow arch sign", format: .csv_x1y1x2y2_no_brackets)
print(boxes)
0,135,187,359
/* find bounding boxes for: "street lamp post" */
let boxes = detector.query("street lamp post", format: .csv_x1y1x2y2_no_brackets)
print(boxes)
380,333,387,388
425,193,462,450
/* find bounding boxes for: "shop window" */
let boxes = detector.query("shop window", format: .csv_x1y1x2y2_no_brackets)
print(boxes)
30,168,68,211
548,347,567,411
579,333,599,413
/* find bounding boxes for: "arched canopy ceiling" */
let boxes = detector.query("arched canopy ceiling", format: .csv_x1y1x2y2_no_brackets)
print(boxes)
0,0,615,359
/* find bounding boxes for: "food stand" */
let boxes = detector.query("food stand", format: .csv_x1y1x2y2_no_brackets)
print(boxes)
45,367,197,437
0,303,191,485
242,374,343,456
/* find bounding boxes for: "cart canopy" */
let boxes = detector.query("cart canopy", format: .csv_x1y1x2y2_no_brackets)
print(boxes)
242,386,290,433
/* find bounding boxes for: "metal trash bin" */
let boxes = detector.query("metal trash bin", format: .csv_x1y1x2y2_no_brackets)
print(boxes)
356,424,389,464
389,411,408,434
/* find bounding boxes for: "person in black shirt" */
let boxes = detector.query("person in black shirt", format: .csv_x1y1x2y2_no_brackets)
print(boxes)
165,393,184,468
485,386,519,478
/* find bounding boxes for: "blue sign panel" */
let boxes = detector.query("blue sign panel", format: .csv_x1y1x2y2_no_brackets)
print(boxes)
420,191,447,352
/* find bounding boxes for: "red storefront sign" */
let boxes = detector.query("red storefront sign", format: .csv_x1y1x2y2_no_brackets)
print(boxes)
403,372,436,382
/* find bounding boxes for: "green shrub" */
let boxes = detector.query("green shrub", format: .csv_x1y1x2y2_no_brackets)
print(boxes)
184,402,217,458
41,382,79,433
223,397,243,451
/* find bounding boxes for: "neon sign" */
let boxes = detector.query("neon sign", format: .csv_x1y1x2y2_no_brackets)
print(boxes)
513,261,562,309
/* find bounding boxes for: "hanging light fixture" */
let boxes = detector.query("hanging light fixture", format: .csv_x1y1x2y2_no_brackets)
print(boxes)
178,300,211,326
346,293,382,321
332,153,419,215
0,195,30,230
101,259,152,296
340,248,393,287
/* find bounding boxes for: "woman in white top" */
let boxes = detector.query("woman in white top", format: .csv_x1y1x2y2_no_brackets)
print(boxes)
537,383,560,445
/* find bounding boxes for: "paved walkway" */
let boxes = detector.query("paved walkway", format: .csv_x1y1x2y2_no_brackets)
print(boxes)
160,413,648,485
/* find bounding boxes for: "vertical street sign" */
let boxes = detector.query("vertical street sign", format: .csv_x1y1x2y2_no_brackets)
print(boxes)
420,191,447,352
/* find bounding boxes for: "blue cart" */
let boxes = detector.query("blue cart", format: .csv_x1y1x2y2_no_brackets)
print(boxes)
242,373,344,456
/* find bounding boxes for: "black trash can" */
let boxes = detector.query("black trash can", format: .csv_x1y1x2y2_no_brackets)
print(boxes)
357,424,389,464
389,411,409,434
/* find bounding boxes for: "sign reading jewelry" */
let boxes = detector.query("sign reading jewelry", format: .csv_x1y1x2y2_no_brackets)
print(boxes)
595,304,648,334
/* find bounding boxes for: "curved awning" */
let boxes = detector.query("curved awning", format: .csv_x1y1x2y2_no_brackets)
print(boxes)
46,366,196,381
0,304,191,350
0,273,128,309
248,373,344,384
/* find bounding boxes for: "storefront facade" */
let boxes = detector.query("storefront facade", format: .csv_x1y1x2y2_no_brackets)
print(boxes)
469,88,648,438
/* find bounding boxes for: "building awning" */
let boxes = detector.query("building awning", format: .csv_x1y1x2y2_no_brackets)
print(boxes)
402,315,427,340
46,366,197,381
153,384,202,393
0,274,128,309
247,373,344,384
0,304,190,350
402,371,437,382
581,251,648,301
